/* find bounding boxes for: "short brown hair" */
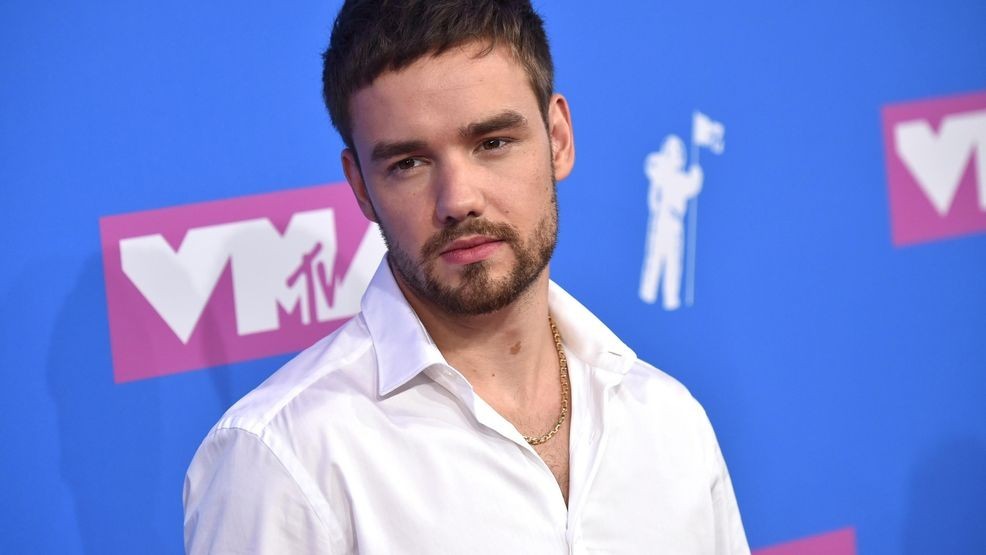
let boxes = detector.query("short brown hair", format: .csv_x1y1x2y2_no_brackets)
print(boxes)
322,0,554,151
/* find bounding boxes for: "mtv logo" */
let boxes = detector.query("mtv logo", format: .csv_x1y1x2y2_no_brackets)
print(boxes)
99,184,386,382
882,91,986,246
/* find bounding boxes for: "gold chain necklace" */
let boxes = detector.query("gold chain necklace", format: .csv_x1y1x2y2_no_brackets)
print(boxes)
523,316,570,446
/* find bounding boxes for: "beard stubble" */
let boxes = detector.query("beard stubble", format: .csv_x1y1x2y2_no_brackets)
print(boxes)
379,186,558,316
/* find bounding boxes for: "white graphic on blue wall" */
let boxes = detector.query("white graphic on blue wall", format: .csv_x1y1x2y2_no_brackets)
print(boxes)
640,111,724,310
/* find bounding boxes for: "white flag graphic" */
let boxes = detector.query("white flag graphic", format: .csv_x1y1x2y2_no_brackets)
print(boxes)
693,111,725,154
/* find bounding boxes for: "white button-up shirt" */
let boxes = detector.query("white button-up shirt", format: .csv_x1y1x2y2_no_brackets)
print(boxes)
184,262,749,554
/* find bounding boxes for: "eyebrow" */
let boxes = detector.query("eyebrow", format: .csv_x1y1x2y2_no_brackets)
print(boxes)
368,110,529,164
460,110,529,139
370,140,428,164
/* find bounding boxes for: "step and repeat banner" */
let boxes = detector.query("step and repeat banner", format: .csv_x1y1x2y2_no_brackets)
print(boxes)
1,1,983,553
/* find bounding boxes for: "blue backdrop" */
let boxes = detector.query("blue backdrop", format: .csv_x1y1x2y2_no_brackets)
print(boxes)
2,1,984,553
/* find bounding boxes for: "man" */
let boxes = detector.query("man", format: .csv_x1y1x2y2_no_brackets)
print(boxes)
184,1,749,553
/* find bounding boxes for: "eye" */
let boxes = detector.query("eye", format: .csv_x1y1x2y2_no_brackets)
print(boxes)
392,157,423,172
480,138,510,151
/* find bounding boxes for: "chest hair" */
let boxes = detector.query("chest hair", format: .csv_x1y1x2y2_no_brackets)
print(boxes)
532,419,571,505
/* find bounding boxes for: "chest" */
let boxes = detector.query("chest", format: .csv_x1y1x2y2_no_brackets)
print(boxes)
307,367,721,553
317,418,716,555
532,418,571,503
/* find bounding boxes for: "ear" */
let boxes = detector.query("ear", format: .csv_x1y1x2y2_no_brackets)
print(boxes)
546,93,575,181
342,148,378,222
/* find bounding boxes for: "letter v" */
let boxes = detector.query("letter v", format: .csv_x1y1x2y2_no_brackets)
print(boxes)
895,110,986,216
120,220,249,343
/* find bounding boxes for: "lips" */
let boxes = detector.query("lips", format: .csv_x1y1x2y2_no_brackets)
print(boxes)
439,235,503,265
442,235,498,253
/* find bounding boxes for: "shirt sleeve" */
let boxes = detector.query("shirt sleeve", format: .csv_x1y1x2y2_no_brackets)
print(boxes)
701,409,750,555
183,427,344,554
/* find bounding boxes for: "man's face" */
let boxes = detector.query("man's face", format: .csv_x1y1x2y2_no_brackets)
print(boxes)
343,43,574,315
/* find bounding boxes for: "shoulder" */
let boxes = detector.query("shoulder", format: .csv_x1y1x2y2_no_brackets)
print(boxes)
210,314,377,438
617,358,718,441
621,358,701,410
606,358,729,480
185,314,377,534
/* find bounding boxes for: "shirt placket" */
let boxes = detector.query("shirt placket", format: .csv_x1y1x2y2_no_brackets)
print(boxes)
424,363,572,551
565,353,627,554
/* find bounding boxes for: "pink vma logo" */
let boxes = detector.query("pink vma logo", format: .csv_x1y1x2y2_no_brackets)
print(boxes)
99,184,386,383
882,90,986,246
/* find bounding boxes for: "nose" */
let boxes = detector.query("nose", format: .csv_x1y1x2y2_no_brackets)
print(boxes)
433,155,486,226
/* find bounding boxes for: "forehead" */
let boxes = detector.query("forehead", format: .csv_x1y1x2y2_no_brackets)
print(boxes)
348,44,539,148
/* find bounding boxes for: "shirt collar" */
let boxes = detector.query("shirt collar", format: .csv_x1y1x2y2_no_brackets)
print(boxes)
546,281,637,382
361,260,637,397
360,260,448,397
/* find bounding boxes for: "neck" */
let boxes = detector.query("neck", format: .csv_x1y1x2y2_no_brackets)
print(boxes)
394,268,557,408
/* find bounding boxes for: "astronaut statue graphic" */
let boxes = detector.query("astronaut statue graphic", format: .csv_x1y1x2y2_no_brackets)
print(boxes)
640,111,724,310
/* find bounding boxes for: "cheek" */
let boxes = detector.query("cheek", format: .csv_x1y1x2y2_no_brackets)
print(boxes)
376,200,432,246
498,154,554,208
